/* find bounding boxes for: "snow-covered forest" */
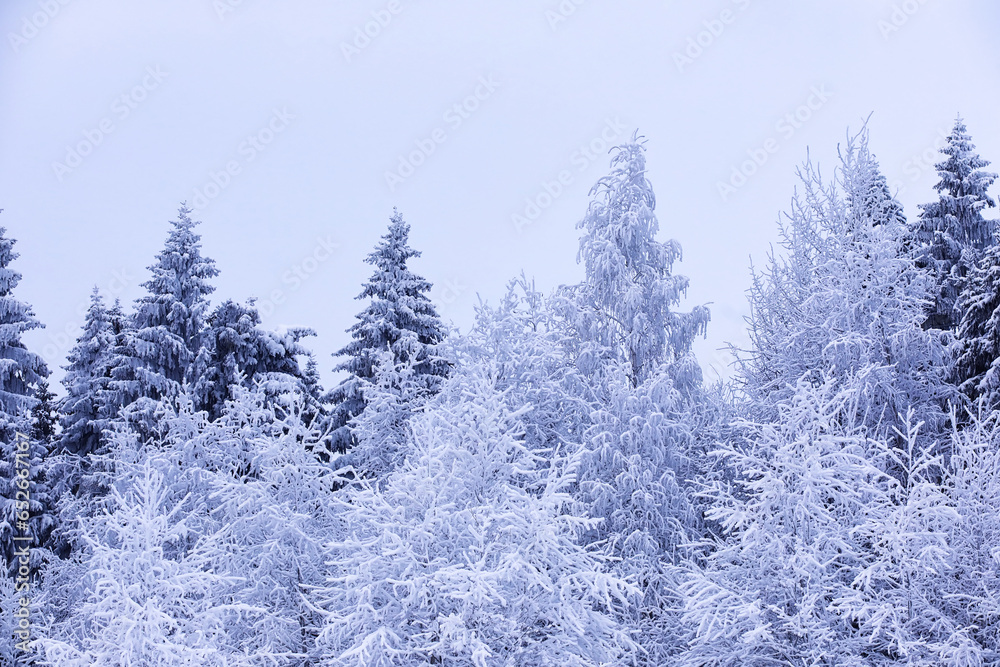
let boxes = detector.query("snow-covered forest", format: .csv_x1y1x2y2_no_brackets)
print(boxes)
3,117,1000,665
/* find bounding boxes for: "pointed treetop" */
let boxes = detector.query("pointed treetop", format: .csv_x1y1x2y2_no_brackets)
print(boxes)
919,115,998,247
141,203,220,308
131,203,221,393
363,207,420,278
328,209,448,453
58,286,115,457
840,129,907,235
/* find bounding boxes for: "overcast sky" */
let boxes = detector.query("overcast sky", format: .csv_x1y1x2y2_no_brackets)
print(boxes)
2,0,998,393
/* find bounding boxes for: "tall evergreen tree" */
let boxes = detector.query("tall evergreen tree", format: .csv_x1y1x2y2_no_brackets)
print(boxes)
955,238,1000,408
327,209,448,453
0,226,51,573
567,133,709,388
911,116,997,330
131,203,219,404
57,288,114,459
99,299,140,421
0,227,47,419
300,352,327,431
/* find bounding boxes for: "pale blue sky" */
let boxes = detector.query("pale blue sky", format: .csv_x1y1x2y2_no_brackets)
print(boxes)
2,0,998,391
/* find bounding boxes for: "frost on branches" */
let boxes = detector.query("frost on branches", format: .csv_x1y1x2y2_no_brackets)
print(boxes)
568,133,709,389
327,209,448,457
40,385,337,665
316,364,637,666
911,116,997,331
0,226,51,575
737,128,954,452
130,204,219,415
680,379,971,666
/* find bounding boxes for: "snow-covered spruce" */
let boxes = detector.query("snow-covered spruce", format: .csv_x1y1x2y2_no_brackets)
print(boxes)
191,298,314,420
327,208,448,458
0,226,52,575
910,116,997,331
129,203,219,426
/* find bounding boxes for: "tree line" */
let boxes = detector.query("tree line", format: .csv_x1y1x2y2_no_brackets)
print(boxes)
1,119,999,665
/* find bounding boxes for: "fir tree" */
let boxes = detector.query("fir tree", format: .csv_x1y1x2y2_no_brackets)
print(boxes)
0,226,50,573
131,203,219,404
99,299,140,422
57,288,114,459
25,378,59,560
912,116,997,330
29,378,58,446
955,238,1000,408
327,209,448,453
0,227,48,418
300,352,327,429
0,227,51,571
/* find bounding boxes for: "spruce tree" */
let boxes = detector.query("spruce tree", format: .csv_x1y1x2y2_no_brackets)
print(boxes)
955,239,1000,408
301,353,326,424
100,299,140,421
0,228,47,417
912,116,997,330
0,226,51,572
327,209,448,453
131,203,219,404
29,379,58,446
57,288,114,459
